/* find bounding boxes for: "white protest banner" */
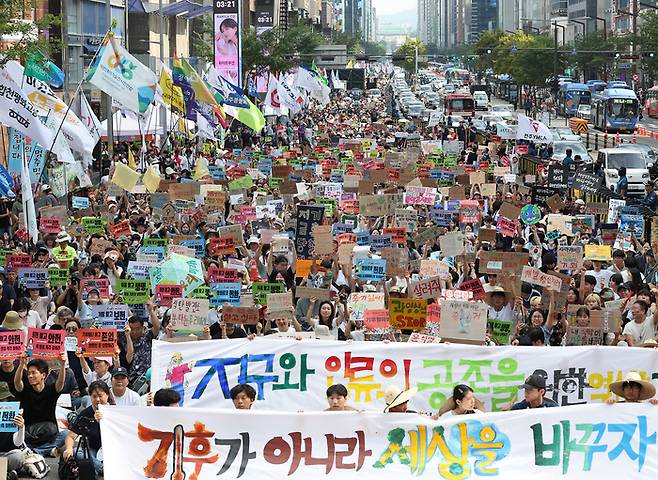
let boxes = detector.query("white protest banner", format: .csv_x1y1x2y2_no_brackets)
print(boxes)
0,66,54,148
170,298,209,335
516,114,552,143
151,338,658,411
101,404,658,479
4,60,95,154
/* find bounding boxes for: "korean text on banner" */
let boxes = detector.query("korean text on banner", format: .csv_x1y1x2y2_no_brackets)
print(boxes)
101,404,658,480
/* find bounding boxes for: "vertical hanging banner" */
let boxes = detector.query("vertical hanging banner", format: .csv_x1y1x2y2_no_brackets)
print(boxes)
213,0,242,86
255,0,274,35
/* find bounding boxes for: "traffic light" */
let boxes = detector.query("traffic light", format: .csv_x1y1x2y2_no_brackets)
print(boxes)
644,52,656,58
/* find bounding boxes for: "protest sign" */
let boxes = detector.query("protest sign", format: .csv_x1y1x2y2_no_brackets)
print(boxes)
409,276,442,299
252,282,286,305
153,285,182,309
348,292,385,321
439,231,464,257
439,300,488,344
27,328,64,359
458,277,486,300
363,309,390,330
295,205,325,258
117,279,151,304
81,217,105,234
48,268,69,287
557,245,583,270
77,329,117,356
6,254,30,272
547,164,569,189
354,258,386,281
565,326,604,346
222,306,260,325
90,304,129,331
208,237,236,256
585,244,612,262
102,404,658,480
40,217,61,234
388,298,427,330
311,225,334,256
294,287,331,301
0,402,19,433
109,220,131,238
81,277,110,299
487,319,513,345
479,251,528,275
170,298,210,335
151,339,658,413
0,331,24,358
572,172,602,193
18,268,47,289
266,292,293,312
521,266,563,291
380,248,409,276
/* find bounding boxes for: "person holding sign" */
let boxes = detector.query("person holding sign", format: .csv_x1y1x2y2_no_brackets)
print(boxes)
13,353,68,457
0,385,26,478
78,353,113,389
52,232,77,269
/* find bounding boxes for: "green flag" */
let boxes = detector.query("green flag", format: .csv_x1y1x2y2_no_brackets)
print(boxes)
312,60,328,86
24,50,65,88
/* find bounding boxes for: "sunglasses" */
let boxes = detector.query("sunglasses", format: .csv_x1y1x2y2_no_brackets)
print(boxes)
66,327,78,333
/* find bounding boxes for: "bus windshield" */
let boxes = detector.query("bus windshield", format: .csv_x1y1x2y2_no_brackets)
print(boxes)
449,98,474,111
569,90,590,106
608,98,637,118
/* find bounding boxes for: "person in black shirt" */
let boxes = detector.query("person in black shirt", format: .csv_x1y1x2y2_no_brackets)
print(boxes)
511,373,559,410
63,380,112,476
266,244,297,290
13,353,68,456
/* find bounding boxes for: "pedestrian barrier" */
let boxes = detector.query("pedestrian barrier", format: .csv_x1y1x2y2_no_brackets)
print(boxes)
568,118,588,134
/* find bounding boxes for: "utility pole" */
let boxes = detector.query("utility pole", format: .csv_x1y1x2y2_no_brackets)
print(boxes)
105,0,114,153
159,0,167,148
414,44,418,89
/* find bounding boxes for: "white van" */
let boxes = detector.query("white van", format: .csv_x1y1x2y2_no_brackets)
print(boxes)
473,91,488,110
599,148,649,194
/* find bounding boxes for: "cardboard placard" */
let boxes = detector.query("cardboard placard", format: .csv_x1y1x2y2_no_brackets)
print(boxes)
479,251,528,275
294,286,331,301
585,244,612,262
0,331,24,358
439,300,488,344
521,266,563,291
557,245,583,270
170,298,210,335
266,292,293,311
410,276,443,299
222,306,260,325
312,225,334,256
389,298,428,330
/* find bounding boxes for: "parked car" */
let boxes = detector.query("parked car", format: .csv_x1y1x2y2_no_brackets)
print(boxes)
489,104,515,121
577,104,591,121
551,140,593,164
599,148,649,194
551,127,581,142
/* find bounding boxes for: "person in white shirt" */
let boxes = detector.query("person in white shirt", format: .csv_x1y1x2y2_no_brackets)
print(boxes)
437,384,485,418
486,287,514,323
622,300,658,346
110,367,142,406
586,260,613,293
79,355,113,388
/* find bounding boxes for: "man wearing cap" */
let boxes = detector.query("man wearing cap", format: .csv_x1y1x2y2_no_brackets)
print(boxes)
606,371,658,404
511,374,559,410
39,184,58,206
111,367,142,406
53,232,77,268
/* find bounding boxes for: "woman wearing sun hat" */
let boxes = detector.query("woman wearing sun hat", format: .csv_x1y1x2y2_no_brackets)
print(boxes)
383,385,419,413
606,371,658,404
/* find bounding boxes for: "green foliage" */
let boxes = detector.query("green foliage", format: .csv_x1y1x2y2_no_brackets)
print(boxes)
637,10,658,80
0,0,61,66
242,23,324,75
570,31,619,80
471,30,504,74
190,15,213,64
393,37,426,73
364,41,386,57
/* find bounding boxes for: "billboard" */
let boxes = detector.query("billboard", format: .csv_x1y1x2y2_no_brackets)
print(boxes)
213,0,242,86
255,0,275,35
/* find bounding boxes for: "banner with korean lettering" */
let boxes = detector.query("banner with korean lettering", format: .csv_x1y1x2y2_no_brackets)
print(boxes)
101,404,658,479
151,339,658,411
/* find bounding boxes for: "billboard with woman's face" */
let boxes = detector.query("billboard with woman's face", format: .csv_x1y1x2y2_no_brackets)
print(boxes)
214,0,241,86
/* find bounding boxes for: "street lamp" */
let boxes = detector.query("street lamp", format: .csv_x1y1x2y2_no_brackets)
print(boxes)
570,19,586,38
589,16,608,40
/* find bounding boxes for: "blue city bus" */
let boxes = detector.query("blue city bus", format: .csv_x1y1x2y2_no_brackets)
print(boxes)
586,80,606,94
590,88,639,132
558,82,591,116
606,81,632,90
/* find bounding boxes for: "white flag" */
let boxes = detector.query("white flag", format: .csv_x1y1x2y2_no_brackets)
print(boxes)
196,114,216,140
44,115,76,164
277,76,303,113
0,66,54,149
4,61,95,154
516,114,553,143
293,67,322,93
80,92,101,144
20,153,38,242
264,74,281,112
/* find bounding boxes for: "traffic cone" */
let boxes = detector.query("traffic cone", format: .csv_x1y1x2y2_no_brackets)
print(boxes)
615,132,621,145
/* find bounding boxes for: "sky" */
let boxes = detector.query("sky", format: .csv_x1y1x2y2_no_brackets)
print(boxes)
372,0,416,16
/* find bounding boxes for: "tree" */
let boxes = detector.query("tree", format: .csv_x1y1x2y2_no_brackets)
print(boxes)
189,15,213,64
471,30,504,75
570,31,619,81
0,0,61,66
636,10,658,81
393,37,426,73
241,23,324,75
489,32,561,86
364,41,386,57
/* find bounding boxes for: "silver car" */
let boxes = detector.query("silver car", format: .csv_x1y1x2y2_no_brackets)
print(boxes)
551,140,593,164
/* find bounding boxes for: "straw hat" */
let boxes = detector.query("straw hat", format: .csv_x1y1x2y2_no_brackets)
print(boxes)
485,286,512,304
2,311,22,330
609,371,656,401
56,232,71,243
438,395,486,416
639,339,658,348
383,385,418,412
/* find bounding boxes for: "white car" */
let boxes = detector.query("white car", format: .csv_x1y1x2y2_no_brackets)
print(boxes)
577,104,591,121
489,104,515,121
599,148,649,194
473,91,489,110
551,127,581,142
